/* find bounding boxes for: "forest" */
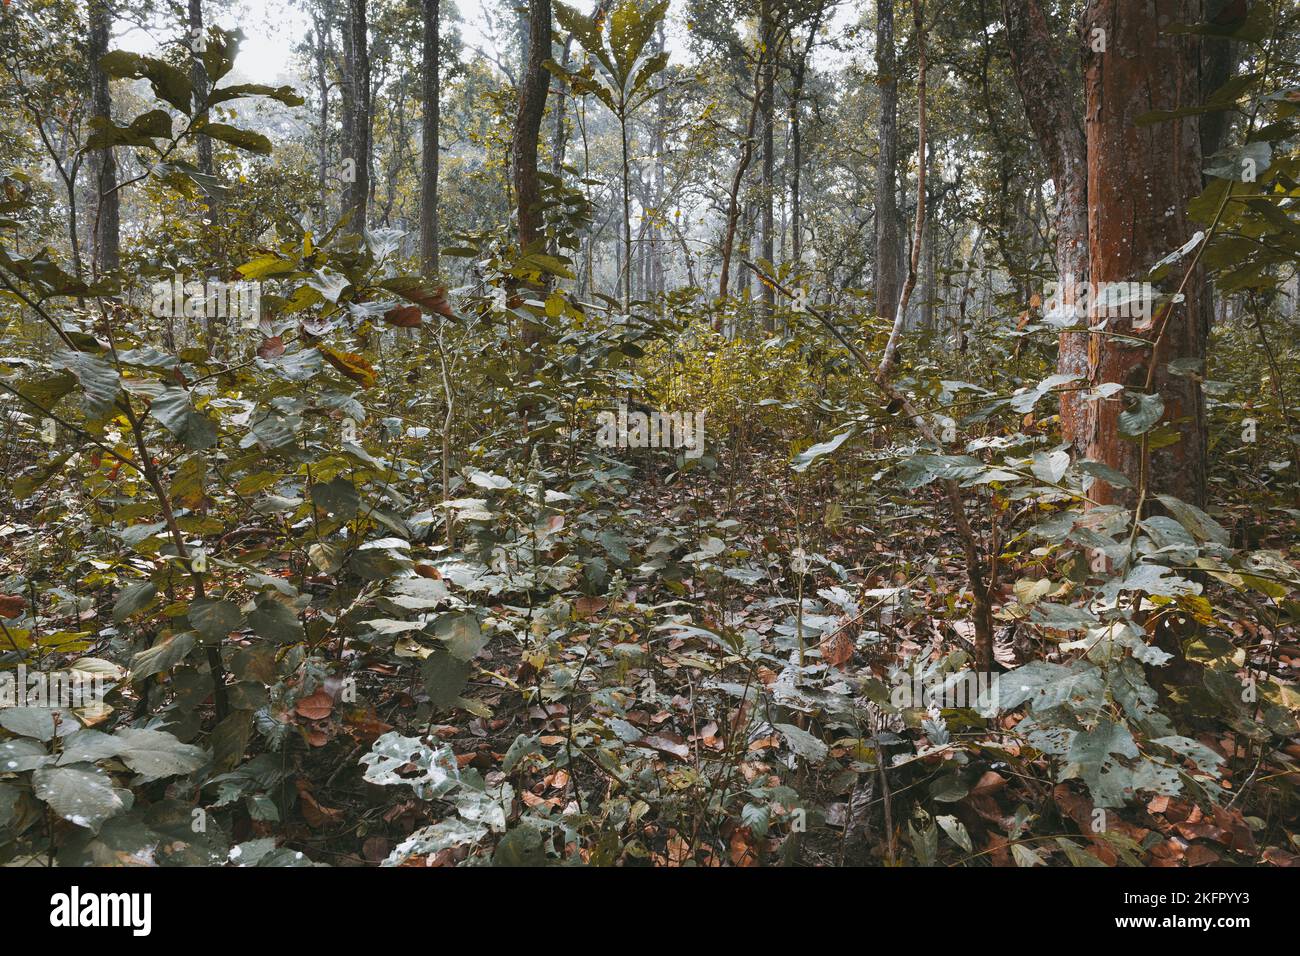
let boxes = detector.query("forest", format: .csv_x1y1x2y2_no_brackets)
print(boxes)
0,0,1298,881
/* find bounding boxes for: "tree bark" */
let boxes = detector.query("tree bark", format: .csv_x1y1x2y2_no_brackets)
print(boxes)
188,0,213,178
514,0,552,362
88,0,119,275
344,0,371,233
420,0,440,277
874,0,899,323
1001,0,1089,447
717,63,762,306
759,0,776,326
514,0,551,259
1081,0,1206,507
789,4,827,270
339,0,354,223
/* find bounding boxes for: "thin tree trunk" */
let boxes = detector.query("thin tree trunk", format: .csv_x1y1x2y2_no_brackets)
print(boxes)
789,4,826,269
344,0,370,233
188,0,213,178
874,0,899,323
759,0,776,326
314,15,331,224
514,0,552,360
420,0,440,277
88,0,119,275
717,47,766,308
1001,0,1089,446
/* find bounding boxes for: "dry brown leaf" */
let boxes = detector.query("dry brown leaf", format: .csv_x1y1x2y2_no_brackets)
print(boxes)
295,689,334,721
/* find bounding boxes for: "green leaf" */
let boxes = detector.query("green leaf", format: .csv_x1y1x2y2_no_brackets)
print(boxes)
792,429,854,473
421,648,472,709
112,581,158,622
1155,495,1231,546
774,722,828,763
200,122,273,155
247,596,304,645
1118,392,1165,437
434,613,486,661
310,476,360,520
1078,459,1134,490
188,599,243,643
98,50,193,114
113,728,206,782
130,631,197,680
0,707,73,741
936,814,972,852
201,28,240,84
32,764,124,829
150,387,218,449
85,110,174,150
207,83,305,108
360,731,458,799
1030,450,1070,484
58,729,125,765
52,350,121,418
1067,719,1139,808
1,738,52,772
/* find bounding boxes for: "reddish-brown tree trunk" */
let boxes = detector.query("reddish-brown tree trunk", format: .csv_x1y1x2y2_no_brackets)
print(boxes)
1081,0,1206,507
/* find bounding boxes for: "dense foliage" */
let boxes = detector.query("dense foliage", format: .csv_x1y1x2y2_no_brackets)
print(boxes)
0,0,1298,869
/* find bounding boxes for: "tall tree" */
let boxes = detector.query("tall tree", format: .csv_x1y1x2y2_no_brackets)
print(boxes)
1001,0,1089,446
88,0,118,274
420,0,440,276
309,4,334,224
344,0,371,232
513,0,552,371
788,1,828,270
188,0,213,179
758,0,776,324
513,0,551,261
1081,0,1207,506
873,0,899,323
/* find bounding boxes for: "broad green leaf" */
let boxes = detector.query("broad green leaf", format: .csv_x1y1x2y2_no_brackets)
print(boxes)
32,764,124,829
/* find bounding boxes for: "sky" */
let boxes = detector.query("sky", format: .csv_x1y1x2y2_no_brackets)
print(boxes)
116,0,862,87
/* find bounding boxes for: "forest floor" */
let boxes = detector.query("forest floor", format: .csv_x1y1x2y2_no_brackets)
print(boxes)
271,440,1293,867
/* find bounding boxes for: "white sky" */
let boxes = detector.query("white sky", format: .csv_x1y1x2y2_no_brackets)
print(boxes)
117,0,861,87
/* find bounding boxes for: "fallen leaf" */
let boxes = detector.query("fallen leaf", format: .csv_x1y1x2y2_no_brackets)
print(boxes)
296,689,334,720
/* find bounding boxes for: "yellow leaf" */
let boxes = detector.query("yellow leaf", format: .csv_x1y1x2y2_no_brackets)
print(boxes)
317,345,377,389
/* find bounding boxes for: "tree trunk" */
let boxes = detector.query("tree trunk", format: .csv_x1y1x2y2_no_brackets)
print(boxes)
789,4,827,270
514,0,551,258
874,0,899,323
313,12,331,225
88,0,119,275
514,0,552,359
921,177,935,329
759,0,776,327
420,0,440,277
344,0,371,233
717,40,765,307
1001,0,1089,447
1081,0,1206,507
188,0,213,178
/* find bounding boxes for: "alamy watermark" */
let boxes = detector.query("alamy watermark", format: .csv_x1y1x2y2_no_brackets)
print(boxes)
595,402,706,459
150,273,262,328
0,665,106,716
1043,275,1155,325
890,671,1000,718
